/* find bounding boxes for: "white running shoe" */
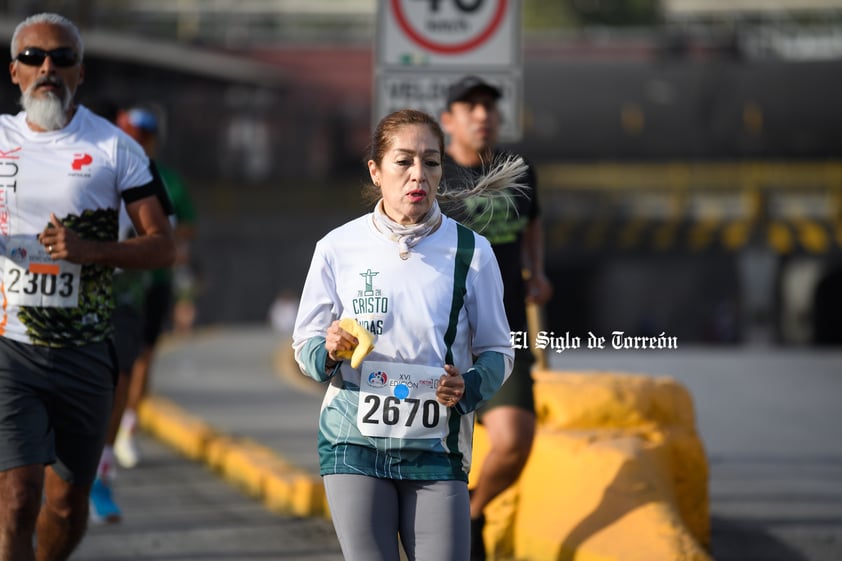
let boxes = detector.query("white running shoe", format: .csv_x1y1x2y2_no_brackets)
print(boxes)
114,426,140,469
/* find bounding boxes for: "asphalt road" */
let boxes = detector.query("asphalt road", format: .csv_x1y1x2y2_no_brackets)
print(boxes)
73,433,343,561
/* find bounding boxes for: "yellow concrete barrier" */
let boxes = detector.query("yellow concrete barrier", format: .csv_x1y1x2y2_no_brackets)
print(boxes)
470,370,711,561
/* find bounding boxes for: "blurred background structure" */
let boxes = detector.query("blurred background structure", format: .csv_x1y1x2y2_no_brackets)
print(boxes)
1,0,841,345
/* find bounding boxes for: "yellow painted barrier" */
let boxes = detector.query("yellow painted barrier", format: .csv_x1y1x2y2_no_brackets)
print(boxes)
470,371,711,561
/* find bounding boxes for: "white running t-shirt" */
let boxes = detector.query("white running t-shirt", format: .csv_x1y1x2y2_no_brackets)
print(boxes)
0,105,156,347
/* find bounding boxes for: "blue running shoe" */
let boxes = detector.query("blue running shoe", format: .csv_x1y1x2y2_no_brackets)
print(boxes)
89,477,122,524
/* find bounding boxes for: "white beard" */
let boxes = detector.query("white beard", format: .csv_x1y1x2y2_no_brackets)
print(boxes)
21,85,72,131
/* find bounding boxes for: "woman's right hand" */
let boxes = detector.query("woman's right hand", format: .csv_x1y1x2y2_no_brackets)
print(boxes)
325,320,358,363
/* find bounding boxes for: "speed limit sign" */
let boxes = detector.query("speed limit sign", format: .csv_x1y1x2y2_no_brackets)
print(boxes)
377,0,520,67
375,0,523,140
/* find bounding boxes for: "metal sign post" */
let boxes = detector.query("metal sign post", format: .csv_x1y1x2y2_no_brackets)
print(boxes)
374,0,523,141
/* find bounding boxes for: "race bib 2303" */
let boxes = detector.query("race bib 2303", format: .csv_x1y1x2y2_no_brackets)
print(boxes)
3,238,81,308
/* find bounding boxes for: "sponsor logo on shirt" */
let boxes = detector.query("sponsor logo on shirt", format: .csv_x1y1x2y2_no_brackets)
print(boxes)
69,153,93,177
72,153,92,170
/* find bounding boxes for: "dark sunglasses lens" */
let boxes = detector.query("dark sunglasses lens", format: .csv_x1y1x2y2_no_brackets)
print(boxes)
16,48,77,67
49,48,77,67
16,49,46,66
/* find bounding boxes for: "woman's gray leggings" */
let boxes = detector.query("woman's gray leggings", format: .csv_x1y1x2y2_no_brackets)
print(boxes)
323,474,470,561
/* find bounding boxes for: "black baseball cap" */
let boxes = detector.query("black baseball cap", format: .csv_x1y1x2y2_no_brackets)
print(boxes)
446,76,501,106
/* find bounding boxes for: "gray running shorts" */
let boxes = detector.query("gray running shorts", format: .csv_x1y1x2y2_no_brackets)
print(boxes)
0,336,115,486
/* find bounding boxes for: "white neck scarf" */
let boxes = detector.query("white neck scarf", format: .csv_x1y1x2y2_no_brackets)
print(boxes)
372,199,442,260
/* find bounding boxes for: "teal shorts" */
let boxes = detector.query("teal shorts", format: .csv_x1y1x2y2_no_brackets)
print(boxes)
477,346,535,420
0,337,115,486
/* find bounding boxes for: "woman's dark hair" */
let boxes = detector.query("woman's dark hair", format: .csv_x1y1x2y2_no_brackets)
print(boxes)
367,109,445,166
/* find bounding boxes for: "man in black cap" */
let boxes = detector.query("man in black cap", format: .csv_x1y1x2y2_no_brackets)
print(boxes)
440,75,553,561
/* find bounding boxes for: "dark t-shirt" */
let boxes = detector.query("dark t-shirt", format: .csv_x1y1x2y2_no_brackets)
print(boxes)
441,151,539,331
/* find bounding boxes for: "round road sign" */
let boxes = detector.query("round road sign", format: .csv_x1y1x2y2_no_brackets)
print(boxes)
390,0,508,55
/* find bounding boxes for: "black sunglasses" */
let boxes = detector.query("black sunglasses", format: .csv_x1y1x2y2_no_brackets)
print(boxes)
15,47,78,68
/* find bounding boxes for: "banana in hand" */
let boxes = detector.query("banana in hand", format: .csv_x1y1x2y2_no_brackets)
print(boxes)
336,318,375,368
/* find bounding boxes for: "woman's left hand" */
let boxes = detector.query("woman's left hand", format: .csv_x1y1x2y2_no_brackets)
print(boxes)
436,364,464,408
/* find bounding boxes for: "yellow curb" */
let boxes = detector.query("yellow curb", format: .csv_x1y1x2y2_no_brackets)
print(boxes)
137,396,216,462
137,394,328,520
218,440,276,498
204,434,239,471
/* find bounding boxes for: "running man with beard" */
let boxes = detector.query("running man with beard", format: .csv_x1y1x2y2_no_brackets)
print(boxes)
0,13,175,561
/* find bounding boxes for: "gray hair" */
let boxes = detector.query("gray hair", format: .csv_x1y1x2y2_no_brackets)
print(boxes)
10,13,84,61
